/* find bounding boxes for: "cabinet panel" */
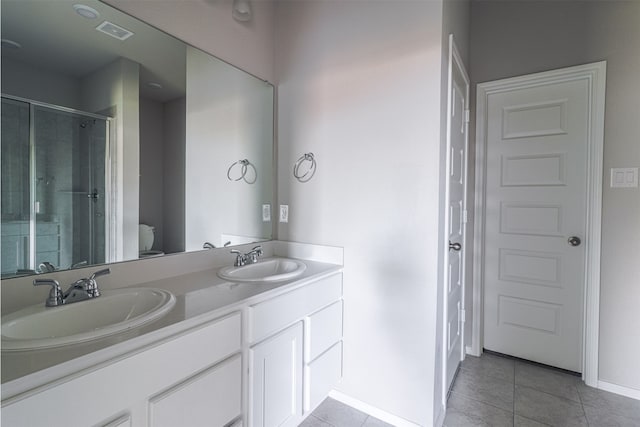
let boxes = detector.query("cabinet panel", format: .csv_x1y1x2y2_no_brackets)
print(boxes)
150,355,242,427
250,322,303,427
2,313,241,427
305,342,343,413
249,274,342,343
307,300,343,362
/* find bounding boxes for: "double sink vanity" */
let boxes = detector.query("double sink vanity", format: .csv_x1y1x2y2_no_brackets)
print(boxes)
1,241,344,427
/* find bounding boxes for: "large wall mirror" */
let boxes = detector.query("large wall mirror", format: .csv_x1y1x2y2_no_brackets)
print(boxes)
1,0,274,279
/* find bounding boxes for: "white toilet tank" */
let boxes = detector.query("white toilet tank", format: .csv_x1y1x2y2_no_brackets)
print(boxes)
139,224,165,257
139,224,155,251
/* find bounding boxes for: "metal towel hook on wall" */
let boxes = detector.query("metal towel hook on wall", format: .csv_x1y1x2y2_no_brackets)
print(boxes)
227,159,257,184
293,152,316,183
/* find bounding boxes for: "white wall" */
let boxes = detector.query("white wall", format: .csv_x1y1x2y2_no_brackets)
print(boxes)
185,47,273,250
470,0,640,392
1,57,81,109
103,0,275,82
81,58,140,262
275,1,445,424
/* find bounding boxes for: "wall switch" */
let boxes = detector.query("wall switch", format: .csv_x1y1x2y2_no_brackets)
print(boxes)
610,167,638,188
279,205,289,223
262,204,271,222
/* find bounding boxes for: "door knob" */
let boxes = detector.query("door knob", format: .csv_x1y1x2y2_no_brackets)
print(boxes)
568,236,581,247
449,241,462,251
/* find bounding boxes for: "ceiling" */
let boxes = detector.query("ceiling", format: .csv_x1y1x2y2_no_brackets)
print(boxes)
1,0,187,102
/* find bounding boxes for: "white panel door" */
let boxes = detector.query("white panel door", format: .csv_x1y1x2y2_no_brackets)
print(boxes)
483,74,589,372
250,322,303,427
444,36,469,397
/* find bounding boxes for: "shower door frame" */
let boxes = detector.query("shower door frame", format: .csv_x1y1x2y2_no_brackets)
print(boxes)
2,94,115,270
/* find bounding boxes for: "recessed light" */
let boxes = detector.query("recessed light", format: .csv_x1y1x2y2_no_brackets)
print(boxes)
1,39,22,49
73,4,100,19
147,82,163,89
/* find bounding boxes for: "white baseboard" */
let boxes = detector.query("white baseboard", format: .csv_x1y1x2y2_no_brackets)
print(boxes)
328,390,421,427
465,345,481,357
597,380,640,401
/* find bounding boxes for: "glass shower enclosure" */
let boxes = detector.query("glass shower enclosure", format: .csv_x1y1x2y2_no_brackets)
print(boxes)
1,96,110,277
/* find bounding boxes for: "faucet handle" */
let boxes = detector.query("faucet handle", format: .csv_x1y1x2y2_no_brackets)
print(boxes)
34,279,62,307
251,245,263,253
90,268,110,280
86,268,109,297
230,249,245,266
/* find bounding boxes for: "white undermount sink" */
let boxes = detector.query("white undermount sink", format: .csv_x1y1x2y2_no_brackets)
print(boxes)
217,258,307,283
1,287,176,352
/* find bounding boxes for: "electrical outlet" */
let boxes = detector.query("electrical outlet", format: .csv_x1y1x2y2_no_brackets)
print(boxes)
262,204,271,222
279,205,289,223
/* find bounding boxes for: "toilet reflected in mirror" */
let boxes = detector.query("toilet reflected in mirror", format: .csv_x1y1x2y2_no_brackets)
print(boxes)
138,224,164,258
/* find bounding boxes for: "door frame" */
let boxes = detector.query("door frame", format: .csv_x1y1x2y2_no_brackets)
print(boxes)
442,33,470,406
471,62,606,386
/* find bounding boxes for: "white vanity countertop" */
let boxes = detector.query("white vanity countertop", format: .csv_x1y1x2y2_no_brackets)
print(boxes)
1,256,342,402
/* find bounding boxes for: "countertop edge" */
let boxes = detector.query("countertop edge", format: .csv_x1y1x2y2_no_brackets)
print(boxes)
1,262,343,404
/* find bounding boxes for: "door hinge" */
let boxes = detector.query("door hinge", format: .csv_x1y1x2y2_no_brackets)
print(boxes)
460,309,466,323
464,109,470,124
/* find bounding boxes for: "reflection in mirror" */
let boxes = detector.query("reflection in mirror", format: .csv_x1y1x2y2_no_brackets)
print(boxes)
1,0,274,279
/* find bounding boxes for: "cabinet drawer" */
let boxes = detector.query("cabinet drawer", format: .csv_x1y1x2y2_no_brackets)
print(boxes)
150,355,242,427
307,300,343,362
249,273,342,343
305,341,343,413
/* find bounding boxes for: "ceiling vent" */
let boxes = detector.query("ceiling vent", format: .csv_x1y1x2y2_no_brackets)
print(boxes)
96,21,134,41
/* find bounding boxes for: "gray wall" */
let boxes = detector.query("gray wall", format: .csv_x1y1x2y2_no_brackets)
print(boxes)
1,58,81,109
469,0,640,390
139,97,165,251
162,97,186,254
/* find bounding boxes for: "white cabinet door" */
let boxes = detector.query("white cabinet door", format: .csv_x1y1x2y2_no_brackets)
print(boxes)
250,322,303,427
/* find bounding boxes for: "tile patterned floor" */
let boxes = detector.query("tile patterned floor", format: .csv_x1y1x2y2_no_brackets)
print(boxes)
444,352,640,427
301,353,640,426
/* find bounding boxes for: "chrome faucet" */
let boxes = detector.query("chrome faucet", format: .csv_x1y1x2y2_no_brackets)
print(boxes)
33,268,110,307
203,242,216,249
230,246,263,267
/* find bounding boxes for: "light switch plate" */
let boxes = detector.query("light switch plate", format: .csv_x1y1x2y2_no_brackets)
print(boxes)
610,167,638,188
279,205,289,223
262,204,271,222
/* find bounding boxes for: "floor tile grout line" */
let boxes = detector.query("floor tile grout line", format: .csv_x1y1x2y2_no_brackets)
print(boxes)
449,390,515,415
516,383,584,407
